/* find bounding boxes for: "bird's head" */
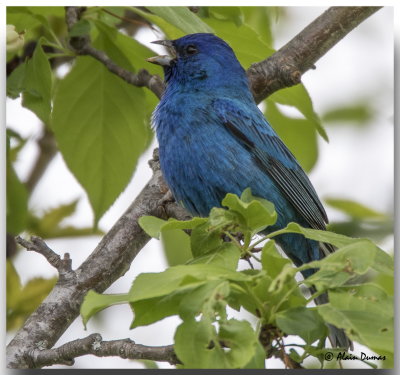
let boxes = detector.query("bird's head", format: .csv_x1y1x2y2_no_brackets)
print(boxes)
147,33,249,93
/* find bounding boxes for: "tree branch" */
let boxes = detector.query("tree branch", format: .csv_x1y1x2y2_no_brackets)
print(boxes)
6,151,184,368
65,6,165,99
15,236,74,282
27,334,178,368
247,6,382,103
6,6,383,368
25,127,58,194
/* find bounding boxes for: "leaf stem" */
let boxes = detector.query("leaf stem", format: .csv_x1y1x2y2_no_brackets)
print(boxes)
224,232,242,249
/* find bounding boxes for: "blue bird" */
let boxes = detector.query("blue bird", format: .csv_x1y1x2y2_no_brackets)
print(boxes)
148,33,352,350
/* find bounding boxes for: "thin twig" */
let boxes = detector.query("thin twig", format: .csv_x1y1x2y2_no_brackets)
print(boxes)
25,127,57,194
65,6,165,99
15,236,75,282
28,334,179,368
16,236,66,272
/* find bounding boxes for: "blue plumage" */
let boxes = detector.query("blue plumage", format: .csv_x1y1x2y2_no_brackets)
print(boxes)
149,33,351,349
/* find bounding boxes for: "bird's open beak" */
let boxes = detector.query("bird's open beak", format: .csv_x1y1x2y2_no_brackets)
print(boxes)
146,39,177,67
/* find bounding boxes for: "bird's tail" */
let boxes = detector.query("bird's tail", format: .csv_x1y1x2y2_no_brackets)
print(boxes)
312,241,353,350
312,287,354,350
275,233,353,350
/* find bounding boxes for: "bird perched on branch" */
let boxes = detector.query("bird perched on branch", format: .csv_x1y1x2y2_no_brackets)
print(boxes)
148,33,352,350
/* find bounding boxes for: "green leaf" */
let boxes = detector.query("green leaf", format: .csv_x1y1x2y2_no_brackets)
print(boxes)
241,6,280,46
327,219,393,242
175,318,259,368
93,20,160,77
329,284,392,317
6,7,63,60
279,222,393,277
22,40,52,124
68,18,91,37
129,7,183,40
137,360,159,369
190,221,224,257
139,216,208,239
130,293,183,328
222,189,277,234
207,7,243,27
373,272,394,296
322,103,373,126
7,274,57,331
6,260,22,312
161,217,207,231
30,199,80,236
139,216,193,266
217,319,260,368
16,277,57,312
304,240,393,290
28,200,104,238
80,290,130,328
276,222,359,248
324,198,388,220
24,6,65,18
368,246,393,276
288,348,302,363
268,84,328,142
188,242,240,270
147,6,213,35
229,274,272,317
93,7,127,27
7,7,43,43
130,279,228,328
161,228,193,266
243,341,266,369
7,62,26,99
253,270,306,318
203,16,274,69
208,207,238,232
52,53,151,224
276,307,328,345
265,100,318,172
317,284,393,356
52,20,157,224
92,18,161,120
261,240,291,278
179,280,230,321
138,216,166,239
30,225,103,239
174,318,221,368
267,226,392,298
11,7,64,46
129,264,250,303
8,129,28,163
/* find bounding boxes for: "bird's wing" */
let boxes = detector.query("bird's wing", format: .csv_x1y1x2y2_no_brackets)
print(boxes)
213,98,328,231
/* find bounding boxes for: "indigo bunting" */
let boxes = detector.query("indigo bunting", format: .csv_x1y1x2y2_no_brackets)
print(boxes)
148,33,351,349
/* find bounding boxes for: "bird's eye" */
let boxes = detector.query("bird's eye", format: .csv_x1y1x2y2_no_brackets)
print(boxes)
185,45,198,55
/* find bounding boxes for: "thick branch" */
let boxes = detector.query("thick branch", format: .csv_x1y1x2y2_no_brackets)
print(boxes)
247,6,381,103
27,334,178,368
